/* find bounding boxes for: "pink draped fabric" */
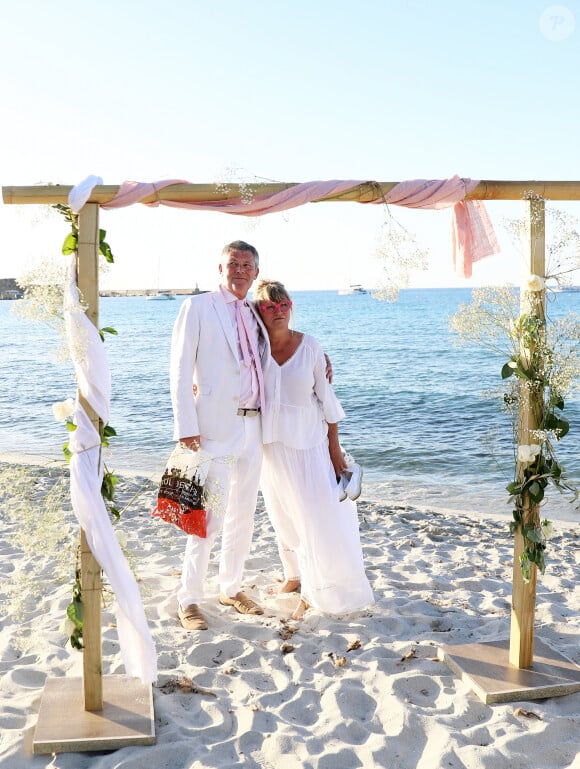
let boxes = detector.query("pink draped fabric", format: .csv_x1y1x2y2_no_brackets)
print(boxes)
95,175,499,277
101,179,362,215
452,200,500,278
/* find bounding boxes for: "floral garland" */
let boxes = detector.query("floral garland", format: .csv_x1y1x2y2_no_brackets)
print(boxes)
501,275,578,580
451,263,580,580
53,205,120,648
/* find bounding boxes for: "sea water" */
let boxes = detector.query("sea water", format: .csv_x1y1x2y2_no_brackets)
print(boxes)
1,288,579,521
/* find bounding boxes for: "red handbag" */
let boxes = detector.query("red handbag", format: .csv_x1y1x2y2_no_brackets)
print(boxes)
152,445,209,537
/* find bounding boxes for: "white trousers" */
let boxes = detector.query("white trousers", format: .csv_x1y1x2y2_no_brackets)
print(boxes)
177,415,262,607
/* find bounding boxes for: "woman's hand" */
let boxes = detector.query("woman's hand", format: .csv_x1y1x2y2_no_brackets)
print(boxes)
327,423,346,477
329,442,347,478
324,353,333,383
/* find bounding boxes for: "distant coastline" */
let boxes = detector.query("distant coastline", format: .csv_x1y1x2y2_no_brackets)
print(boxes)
99,287,208,297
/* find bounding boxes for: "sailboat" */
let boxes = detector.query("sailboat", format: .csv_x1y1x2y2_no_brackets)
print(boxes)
147,258,175,300
338,284,367,295
146,291,175,301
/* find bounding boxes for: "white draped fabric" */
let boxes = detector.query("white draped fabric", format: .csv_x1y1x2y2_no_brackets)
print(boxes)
64,256,157,684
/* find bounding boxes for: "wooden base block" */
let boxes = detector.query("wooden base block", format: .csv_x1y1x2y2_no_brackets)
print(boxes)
439,638,580,704
33,675,155,755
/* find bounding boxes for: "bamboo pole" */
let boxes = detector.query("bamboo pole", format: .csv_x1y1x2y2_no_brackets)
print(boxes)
76,203,103,711
509,197,546,669
4,180,580,206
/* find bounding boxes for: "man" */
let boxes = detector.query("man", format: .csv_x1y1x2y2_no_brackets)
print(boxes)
170,240,267,630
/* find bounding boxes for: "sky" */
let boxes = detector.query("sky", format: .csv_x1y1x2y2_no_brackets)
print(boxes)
1,0,580,292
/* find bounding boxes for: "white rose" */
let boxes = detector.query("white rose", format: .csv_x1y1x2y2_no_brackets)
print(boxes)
517,444,541,465
541,520,554,540
115,529,128,549
526,274,545,292
52,398,75,422
60,617,77,637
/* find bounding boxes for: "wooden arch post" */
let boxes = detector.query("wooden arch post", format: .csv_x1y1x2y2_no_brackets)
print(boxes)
440,195,580,702
509,196,545,669
27,202,155,753
77,203,104,711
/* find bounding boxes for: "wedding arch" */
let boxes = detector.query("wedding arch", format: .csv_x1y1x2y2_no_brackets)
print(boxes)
3,177,580,752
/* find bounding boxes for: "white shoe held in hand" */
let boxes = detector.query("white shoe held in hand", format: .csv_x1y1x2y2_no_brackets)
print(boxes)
337,473,348,501
344,463,363,501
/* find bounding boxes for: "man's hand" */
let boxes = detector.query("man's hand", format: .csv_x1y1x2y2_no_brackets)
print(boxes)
180,436,201,451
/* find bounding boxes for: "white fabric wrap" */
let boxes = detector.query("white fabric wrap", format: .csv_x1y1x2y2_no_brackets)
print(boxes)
68,175,103,213
64,255,157,684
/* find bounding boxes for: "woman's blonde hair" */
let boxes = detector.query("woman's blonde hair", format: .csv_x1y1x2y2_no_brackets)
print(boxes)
253,279,291,304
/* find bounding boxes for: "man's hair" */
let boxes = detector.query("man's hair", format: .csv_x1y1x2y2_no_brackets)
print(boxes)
221,240,259,267
253,279,290,304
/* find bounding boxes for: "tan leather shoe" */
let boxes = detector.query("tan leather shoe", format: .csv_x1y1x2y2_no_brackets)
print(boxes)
178,603,208,630
219,591,263,615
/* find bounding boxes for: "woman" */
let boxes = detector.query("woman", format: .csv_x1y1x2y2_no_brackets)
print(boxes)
254,279,373,619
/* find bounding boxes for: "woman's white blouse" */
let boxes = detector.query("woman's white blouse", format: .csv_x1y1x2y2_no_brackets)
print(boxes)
261,333,345,448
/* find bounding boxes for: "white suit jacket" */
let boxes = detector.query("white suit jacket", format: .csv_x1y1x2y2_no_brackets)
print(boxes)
170,289,268,443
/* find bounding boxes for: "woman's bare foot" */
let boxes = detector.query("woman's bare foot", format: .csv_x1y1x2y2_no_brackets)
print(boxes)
278,578,301,594
291,598,309,621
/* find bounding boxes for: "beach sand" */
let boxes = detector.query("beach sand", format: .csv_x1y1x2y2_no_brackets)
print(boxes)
1,463,579,769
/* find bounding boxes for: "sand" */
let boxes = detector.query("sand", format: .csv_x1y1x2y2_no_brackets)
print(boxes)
0,463,579,769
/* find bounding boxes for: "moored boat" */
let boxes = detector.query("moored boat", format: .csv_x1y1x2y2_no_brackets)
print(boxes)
338,284,367,295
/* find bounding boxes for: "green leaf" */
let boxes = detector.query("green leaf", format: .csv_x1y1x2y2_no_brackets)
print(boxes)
62,442,72,461
100,326,118,336
545,413,570,438
101,472,119,501
99,240,114,263
103,424,117,437
555,417,570,438
512,366,530,380
69,631,84,650
65,421,77,432
501,363,514,379
67,598,83,628
528,481,544,503
523,525,542,543
62,232,78,255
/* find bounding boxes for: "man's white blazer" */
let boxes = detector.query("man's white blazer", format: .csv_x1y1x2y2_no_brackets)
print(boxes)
170,290,268,443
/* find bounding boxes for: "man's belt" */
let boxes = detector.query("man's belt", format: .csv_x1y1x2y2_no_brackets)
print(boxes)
237,408,261,417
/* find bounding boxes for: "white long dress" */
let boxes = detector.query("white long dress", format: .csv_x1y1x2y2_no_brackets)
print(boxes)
260,333,374,615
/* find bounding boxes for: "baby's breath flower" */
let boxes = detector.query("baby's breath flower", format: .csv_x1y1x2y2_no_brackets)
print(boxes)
373,211,429,302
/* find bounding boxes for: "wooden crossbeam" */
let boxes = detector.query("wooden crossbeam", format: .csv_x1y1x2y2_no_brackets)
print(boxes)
4,179,580,206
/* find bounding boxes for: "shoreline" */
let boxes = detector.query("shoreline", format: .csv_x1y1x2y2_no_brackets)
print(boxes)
2,452,579,527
